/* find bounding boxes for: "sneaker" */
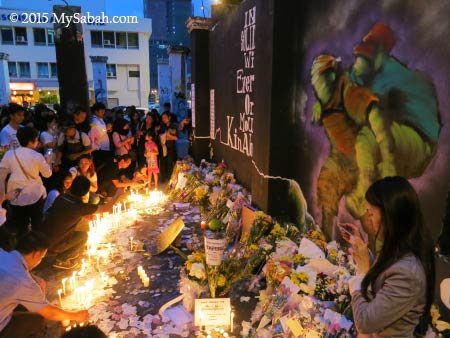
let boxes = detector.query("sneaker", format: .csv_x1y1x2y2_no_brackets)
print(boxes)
65,251,80,261
53,259,79,270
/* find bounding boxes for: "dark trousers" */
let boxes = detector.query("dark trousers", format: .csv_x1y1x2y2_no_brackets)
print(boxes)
0,312,47,338
160,141,176,182
7,198,45,237
51,231,88,261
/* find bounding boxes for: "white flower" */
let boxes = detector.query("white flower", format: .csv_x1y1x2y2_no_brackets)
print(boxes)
188,263,206,280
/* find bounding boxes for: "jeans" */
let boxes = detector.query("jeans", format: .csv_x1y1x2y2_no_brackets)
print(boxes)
0,312,47,338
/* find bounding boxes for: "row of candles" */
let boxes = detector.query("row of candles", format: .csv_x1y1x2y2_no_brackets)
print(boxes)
197,311,235,334
56,189,167,311
137,266,150,287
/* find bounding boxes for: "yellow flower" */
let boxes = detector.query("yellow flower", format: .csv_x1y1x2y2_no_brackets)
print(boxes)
291,272,309,287
328,249,338,262
217,275,226,287
294,254,307,266
270,223,286,237
309,230,326,242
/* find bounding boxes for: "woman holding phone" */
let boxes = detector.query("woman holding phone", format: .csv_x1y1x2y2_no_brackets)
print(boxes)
340,176,435,337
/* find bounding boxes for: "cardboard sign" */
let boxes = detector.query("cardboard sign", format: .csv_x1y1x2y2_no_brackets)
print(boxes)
241,204,255,241
144,217,185,255
195,298,231,327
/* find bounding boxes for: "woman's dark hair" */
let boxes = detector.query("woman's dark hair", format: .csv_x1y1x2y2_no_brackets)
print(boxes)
57,171,73,193
70,176,91,198
17,126,38,146
361,176,435,328
116,153,132,163
112,117,129,136
161,112,171,120
73,106,87,115
16,231,50,254
60,325,106,338
42,112,57,131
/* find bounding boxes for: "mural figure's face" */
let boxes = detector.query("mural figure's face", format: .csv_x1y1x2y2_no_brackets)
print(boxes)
312,71,336,105
366,202,384,240
352,56,373,79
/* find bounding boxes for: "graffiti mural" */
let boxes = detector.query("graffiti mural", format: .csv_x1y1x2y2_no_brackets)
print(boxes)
310,22,441,244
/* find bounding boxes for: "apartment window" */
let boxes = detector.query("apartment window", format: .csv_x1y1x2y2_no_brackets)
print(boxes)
91,31,102,47
8,62,17,77
47,29,55,45
50,63,57,78
14,27,27,45
128,70,140,78
34,28,46,45
106,64,117,78
103,31,115,48
127,33,138,49
37,62,49,78
18,62,30,78
1,27,13,44
116,32,127,49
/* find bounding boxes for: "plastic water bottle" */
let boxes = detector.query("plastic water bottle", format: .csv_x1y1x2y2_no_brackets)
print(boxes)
44,148,54,166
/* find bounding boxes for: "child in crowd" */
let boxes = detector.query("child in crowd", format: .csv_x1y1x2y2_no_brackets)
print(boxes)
144,132,159,188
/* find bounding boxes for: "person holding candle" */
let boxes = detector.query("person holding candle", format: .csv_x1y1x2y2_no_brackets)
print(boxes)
97,154,142,198
341,177,435,337
0,231,89,338
36,176,118,270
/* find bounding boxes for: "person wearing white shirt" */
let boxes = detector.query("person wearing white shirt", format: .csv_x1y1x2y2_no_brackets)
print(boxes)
88,102,112,172
0,231,88,337
0,103,25,150
0,127,52,236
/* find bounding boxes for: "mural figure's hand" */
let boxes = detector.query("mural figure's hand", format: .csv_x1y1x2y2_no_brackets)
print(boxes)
312,101,323,124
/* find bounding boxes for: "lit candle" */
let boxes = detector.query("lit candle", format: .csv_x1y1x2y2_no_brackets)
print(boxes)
143,277,150,287
62,278,67,295
72,271,77,289
57,289,63,307
230,311,234,332
123,201,127,212
137,266,143,278
129,237,134,251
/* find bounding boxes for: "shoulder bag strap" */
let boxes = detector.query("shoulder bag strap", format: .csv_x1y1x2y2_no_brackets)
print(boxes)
13,149,35,180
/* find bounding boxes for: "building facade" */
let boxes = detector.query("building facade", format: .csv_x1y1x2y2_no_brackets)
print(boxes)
0,3,151,108
143,0,191,97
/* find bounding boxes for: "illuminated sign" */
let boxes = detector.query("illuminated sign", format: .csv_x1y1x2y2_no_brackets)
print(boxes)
10,82,35,91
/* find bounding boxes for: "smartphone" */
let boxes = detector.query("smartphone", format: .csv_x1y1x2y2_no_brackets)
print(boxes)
338,223,354,238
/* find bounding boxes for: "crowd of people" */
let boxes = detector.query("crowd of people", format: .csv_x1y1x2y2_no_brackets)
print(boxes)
0,100,192,337
0,101,438,337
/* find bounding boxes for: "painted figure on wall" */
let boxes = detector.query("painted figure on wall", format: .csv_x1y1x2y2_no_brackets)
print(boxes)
312,22,441,244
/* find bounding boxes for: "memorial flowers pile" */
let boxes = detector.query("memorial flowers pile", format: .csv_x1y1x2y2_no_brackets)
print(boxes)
167,159,450,337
